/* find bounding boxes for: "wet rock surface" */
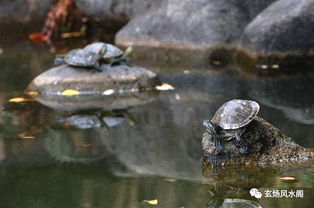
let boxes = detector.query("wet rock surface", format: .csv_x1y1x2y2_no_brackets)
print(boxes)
202,117,314,167
28,64,160,93
27,64,160,111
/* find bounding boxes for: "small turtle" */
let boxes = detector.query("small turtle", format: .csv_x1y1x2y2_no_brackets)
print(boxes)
105,44,133,66
55,46,106,71
84,42,133,66
54,42,133,70
203,99,260,154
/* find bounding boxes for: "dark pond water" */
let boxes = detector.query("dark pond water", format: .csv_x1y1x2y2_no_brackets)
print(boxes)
0,32,314,208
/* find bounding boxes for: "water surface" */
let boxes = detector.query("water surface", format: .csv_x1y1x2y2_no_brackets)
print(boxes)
0,33,314,208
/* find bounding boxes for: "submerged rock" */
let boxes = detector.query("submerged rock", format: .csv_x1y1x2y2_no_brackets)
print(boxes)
202,117,314,167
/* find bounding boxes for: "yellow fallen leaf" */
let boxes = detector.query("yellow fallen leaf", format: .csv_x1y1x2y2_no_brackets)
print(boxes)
212,60,221,66
278,176,296,181
272,64,280,69
9,97,33,103
61,89,80,96
164,178,177,182
155,83,175,91
27,91,39,96
103,89,115,95
143,199,158,205
61,31,84,38
18,133,35,139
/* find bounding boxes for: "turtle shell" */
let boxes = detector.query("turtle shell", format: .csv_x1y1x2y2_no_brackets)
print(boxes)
65,49,98,67
103,44,123,59
83,42,106,54
211,99,260,130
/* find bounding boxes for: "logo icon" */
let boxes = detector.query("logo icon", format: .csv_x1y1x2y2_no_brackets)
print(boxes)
250,188,262,199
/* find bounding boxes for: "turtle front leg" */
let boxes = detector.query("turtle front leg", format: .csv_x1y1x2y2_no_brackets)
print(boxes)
94,62,103,72
109,58,132,67
235,131,248,154
109,59,121,67
212,137,223,154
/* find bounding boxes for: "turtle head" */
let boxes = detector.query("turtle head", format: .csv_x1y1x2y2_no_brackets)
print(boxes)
54,55,65,65
121,46,133,60
203,120,222,136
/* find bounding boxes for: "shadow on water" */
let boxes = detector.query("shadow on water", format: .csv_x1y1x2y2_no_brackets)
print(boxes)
0,31,314,207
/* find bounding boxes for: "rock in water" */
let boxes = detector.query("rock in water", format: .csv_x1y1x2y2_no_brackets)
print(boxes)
115,0,275,67
242,0,314,55
236,0,314,75
202,117,314,167
27,64,160,111
28,64,159,93
116,0,275,48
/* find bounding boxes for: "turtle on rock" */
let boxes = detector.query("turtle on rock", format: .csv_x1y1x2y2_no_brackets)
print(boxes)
203,99,260,154
54,42,133,71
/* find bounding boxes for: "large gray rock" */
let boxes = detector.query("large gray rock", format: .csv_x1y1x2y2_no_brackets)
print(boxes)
0,0,52,24
116,0,275,48
241,0,314,55
115,0,275,67
76,0,158,21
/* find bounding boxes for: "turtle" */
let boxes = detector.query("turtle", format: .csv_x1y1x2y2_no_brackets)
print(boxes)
84,42,133,66
54,46,106,71
54,42,133,71
202,99,260,154
103,43,133,66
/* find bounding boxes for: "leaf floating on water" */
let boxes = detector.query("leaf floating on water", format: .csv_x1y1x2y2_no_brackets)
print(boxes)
272,64,280,69
278,176,296,181
9,97,33,103
61,31,85,39
61,89,80,96
27,91,39,96
103,89,115,95
164,178,177,182
18,133,35,139
143,199,158,205
212,60,221,66
155,83,175,91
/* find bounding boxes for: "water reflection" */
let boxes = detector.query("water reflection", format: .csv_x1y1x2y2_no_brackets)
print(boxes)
248,77,314,125
44,128,108,163
203,165,278,206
